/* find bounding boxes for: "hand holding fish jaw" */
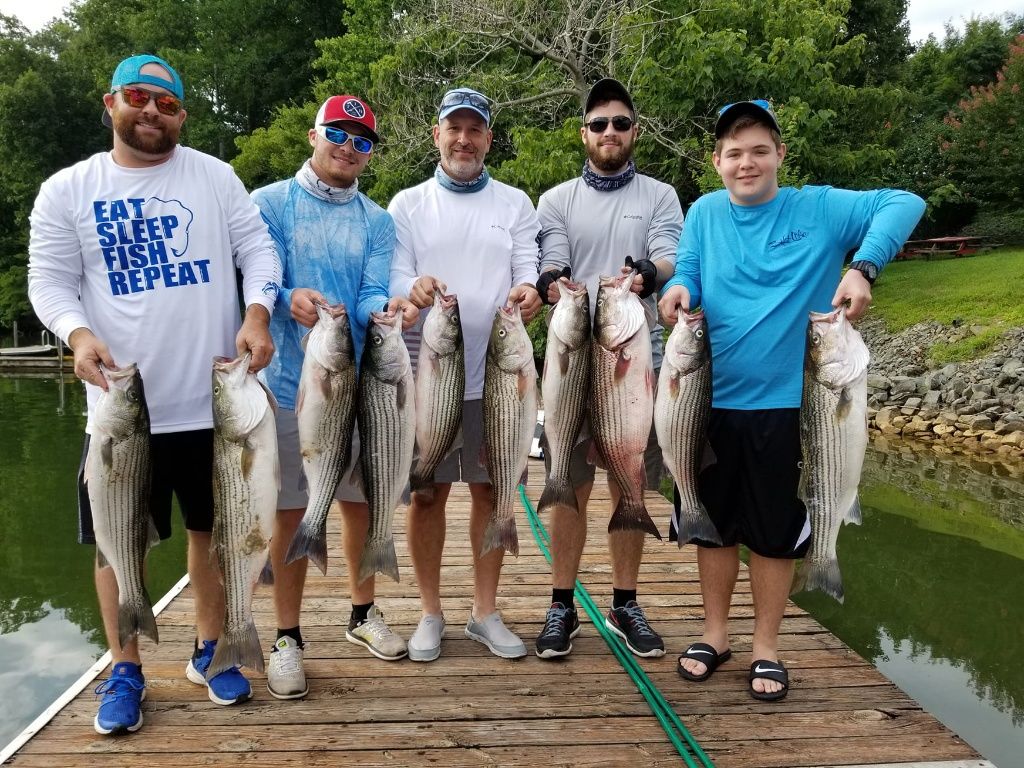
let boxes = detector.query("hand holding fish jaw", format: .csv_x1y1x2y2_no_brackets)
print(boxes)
657,284,692,326
291,287,330,328
410,276,447,309
832,268,873,322
236,304,275,372
69,326,117,391
506,283,542,323
385,296,421,330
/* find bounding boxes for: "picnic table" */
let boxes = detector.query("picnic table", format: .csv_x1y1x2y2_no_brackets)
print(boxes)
898,235,994,260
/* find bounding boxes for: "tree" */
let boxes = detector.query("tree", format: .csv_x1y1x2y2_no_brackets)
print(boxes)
844,0,912,85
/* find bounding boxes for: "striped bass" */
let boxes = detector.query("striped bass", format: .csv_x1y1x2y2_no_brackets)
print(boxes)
654,308,721,546
357,311,415,583
538,278,590,515
482,304,537,556
86,362,158,647
410,293,465,501
286,302,357,574
793,307,870,603
209,353,279,678
591,273,660,538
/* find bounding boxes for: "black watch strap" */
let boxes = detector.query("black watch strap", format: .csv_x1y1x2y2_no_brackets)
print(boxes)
849,260,878,284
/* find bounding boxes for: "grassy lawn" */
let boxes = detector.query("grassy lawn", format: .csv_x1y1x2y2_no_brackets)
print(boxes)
871,247,1024,363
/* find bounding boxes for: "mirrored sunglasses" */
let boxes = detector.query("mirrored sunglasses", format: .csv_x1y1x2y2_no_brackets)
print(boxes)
585,115,634,133
440,90,491,111
718,98,772,116
318,125,374,154
117,86,182,116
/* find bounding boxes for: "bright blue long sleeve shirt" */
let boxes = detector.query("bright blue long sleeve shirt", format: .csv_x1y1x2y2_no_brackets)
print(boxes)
252,178,395,409
664,185,925,409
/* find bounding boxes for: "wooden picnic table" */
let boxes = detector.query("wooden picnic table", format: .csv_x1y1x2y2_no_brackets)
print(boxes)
899,235,990,259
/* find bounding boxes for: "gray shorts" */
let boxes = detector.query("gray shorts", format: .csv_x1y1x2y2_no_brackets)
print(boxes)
433,399,492,484
276,408,365,509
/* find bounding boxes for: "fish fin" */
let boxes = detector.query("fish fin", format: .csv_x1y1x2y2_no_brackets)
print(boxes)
792,558,845,603
410,462,437,501
608,499,662,540
357,537,400,584
669,373,680,399
614,349,631,381
258,559,275,585
517,370,531,401
147,518,161,550
480,517,519,557
295,383,305,414
675,502,722,547
206,620,264,679
100,436,114,469
117,593,159,648
316,368,332,400
240,441,255,480
396,377,408,411
285,519,328,575
95,548,110,569
845,496,863,526
836,387,853,419
538,477,578,515
259,379,279,413
558,345,570,376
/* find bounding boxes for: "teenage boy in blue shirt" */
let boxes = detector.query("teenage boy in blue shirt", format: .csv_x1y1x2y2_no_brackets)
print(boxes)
659,100,924,701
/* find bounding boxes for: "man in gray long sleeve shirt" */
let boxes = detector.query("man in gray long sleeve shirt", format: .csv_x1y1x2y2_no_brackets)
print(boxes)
534,78,683,660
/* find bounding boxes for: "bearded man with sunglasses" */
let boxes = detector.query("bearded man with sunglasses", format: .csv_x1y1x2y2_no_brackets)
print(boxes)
251,96,419,700
28,54,282,734
533,78,683,661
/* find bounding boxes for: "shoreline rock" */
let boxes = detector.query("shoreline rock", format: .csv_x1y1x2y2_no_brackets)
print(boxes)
859,317,1024,471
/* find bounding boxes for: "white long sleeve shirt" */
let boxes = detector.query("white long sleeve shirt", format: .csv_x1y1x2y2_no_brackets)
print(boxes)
28,146,281,433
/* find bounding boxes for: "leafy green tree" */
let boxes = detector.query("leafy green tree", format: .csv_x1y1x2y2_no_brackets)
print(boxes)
844,0,912,85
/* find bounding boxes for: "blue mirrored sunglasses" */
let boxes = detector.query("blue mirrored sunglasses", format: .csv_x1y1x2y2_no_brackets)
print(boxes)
718,98,772,116
318,125,374,154
440,90,490,112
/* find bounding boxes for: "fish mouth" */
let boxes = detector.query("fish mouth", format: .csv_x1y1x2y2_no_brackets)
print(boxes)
499,303,521,319
436,293,458,310
315,301,348,320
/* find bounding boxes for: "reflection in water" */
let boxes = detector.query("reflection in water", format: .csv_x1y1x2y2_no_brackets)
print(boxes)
794,442,1024,767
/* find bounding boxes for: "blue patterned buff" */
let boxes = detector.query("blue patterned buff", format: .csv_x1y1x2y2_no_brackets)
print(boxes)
582,159,636,191
434,163,490,193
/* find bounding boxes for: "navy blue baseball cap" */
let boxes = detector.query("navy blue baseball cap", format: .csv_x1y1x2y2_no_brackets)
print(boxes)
584,78,635,118
714,99,781,138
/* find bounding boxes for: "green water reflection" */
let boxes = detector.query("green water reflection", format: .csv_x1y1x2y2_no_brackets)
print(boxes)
0,376,185,749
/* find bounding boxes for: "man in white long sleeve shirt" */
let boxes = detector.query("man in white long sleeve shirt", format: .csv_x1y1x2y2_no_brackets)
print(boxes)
27,54,281,735
389,87,542,662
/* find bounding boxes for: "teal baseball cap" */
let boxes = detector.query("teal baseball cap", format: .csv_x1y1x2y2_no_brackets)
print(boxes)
110,54,184,100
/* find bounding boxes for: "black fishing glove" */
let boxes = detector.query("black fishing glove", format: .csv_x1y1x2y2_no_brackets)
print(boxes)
625,255,658,299
536,265,571,305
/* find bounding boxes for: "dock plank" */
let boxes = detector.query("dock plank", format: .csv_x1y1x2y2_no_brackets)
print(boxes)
5,462,983,767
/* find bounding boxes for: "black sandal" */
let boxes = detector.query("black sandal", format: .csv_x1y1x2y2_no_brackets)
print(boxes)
677,642,732,682
748,659,789,701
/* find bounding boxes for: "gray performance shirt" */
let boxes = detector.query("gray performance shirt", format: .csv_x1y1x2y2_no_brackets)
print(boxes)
537,172,684,367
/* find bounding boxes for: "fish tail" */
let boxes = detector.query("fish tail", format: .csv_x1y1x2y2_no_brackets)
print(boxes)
480,517,519,557
117,595,159,647
285,520,328,575
258,559,274,585
357,537,400,584
207,620,264,679
676,504,722,547
409,469,437,503
537,476,578,515
608,499,663,540
845,497,863,526
792,558,845,604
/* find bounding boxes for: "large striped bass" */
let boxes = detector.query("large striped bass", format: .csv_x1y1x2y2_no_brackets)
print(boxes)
410,292,465,501
591,273,660,538
482,304,537,556
357,311,415,583
209,353,279,679
654,308,721,546
286,302,357,575
538,278,590,515
86,362,158,648
793,307,870,603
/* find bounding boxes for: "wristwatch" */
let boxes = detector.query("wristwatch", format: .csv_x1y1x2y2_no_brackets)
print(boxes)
848,260,878,285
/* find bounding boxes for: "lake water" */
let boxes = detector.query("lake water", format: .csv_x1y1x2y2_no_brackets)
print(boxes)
0,375,1021,764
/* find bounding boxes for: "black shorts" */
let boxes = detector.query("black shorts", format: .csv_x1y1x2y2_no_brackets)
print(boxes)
77,429,215,545
693,408,810,559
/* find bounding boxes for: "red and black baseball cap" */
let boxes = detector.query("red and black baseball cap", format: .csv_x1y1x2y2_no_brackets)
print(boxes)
315,95,380,143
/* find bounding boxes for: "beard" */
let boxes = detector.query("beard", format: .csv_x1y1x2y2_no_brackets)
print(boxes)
113,110,178,156
586,138,633,173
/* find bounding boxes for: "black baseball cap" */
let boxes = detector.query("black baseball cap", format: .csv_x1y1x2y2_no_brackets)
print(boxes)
584,78,635,119
714,99,781,138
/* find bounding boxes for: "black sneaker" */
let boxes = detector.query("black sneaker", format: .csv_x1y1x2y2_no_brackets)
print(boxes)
605,600,665,658
535,602,581,659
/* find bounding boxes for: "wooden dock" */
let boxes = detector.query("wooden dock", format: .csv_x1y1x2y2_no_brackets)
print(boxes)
5,464,989,767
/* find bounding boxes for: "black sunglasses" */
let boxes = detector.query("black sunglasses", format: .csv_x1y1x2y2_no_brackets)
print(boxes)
585,115,634,133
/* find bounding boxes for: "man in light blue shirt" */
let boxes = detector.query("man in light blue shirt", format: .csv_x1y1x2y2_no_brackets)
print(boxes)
660,100,925,701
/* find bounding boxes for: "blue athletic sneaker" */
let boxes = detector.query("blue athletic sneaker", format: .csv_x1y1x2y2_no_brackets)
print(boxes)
93,661,146,735
185,640,253,705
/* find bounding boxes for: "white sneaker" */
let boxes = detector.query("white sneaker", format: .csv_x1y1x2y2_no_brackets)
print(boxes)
408,614,445,662
345,605,408,661
465,611,527,659
266,636,307,700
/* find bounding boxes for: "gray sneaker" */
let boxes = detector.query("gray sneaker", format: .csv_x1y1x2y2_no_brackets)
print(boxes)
267,635,307,700
408,614,445,662
345,605,408,661
465,611,527,659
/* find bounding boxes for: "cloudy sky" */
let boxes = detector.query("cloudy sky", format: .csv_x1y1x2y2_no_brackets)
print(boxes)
0,0,1018,45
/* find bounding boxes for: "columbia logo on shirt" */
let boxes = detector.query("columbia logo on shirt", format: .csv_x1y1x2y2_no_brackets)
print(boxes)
94,197,209,296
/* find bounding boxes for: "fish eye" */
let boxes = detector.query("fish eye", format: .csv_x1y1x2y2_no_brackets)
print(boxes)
695,329,704,339
811,333,821,345
373,335,383,345
213,385,221,395
451,313,459,324
498,329,507,338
